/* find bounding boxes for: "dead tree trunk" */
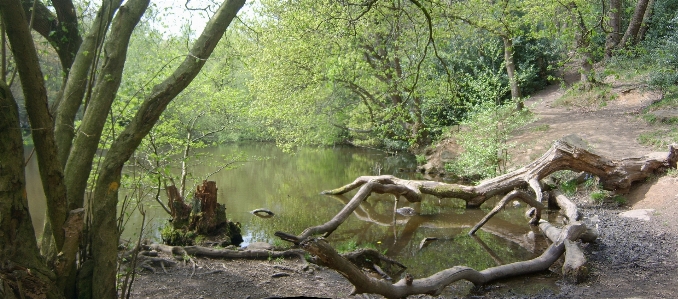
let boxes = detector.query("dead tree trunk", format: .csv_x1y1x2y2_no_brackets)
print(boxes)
277,140,676,244
189,180,224,234
273,139,676,297
164,181,238,246
167,185,191,229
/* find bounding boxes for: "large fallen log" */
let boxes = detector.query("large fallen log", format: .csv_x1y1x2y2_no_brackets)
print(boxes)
322,141,676,207
279,141,676,243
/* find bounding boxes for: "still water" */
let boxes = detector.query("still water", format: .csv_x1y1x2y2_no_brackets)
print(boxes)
26,143,556,296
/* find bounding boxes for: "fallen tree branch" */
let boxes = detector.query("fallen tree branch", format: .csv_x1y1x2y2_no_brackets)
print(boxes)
563,239,589,283
300,222,586,298
145,243,306,261
280,140,675,244
554,190,581,223
322,141,677,207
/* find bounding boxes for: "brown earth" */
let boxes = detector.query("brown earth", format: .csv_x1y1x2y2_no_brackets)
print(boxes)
131,76,678,298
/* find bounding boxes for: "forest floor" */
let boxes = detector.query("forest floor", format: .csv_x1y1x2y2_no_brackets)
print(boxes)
130,74,678,298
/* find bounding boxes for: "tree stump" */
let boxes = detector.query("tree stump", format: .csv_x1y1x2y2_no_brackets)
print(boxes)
163,181,239,246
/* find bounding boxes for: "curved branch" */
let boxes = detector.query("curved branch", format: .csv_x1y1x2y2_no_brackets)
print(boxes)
22,0,82,73
301,222,586,298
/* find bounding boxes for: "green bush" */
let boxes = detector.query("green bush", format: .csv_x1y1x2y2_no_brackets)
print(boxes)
560,180,578,197
445,100,534,179
590,191,606,203
613,195,627,206
416,154,427,165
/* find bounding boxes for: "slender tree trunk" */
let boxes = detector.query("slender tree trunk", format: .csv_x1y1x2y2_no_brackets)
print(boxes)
619,0,650,48
605,0,622,59
637,0,656,42
503,37,523,110
63,0,149,214
569,2,595,88
88,1,245,297
54,0,123,172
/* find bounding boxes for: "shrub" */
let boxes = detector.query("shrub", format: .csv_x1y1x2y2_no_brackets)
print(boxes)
445,100,534,179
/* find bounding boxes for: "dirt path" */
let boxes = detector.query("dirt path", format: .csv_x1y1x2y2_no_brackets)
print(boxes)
514,78,659,165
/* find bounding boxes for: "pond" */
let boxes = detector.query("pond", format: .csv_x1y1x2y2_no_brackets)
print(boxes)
25,142,558,296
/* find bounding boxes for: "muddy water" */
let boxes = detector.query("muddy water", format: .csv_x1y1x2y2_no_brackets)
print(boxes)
26,143,557,296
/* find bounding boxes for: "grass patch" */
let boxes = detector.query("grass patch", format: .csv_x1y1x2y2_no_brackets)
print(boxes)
532,124,550,132
590,191,606,203
638,127,678,149
336,240,358,253
554,83,615,109
560,180,578,196
613,195,627,206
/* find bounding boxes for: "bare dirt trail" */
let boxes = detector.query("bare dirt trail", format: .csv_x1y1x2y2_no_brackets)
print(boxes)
513,76,659,165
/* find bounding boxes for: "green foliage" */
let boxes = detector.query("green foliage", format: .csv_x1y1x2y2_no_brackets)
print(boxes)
590,191,606,203
415,154,427,165
560,180,578,197
335,240,358,254
445,100,534,179
613,195,627,206
160,225,196,246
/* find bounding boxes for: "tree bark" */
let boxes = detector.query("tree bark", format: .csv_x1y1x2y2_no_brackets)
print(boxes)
605,0,622,59
87,1,245,297
503,37,523,109
63,0,149,215
21,0,82,76
637,0,656,42
147,243,307,260
568,2,594,88
299,222,587,298
54,0,123,172
468,190,544,235
0,77,61,299
619,0,650,48
554,190,581,223
1,0,69,252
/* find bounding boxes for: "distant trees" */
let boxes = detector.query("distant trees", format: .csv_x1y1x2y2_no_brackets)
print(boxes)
242,0,560,150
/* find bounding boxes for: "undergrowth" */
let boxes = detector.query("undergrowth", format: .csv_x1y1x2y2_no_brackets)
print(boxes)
445,100,534,179
554,83,616,109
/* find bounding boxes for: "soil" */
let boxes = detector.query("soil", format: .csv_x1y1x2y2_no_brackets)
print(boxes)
131,75,678,298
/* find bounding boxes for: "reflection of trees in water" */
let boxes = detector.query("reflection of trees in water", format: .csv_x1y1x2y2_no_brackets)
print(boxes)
326,194,548,276
380,154,417,175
